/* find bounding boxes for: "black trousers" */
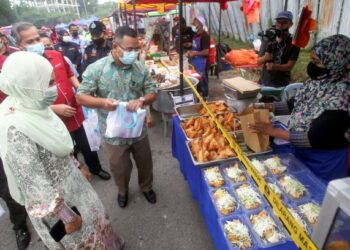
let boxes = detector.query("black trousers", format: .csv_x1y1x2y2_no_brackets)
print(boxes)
0,158,27,230
70,125,102,174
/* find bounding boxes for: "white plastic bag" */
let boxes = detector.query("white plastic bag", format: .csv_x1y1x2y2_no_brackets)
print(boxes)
82,107,102,151
105,102,146,138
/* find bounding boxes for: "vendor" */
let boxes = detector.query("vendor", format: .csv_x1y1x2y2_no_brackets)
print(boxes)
172,17,194,53
187,16,210,98
250,34,350,183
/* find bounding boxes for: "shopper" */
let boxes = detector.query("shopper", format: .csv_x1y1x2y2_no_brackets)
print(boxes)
69,23,89,55
54,28,82,72
77,26,157,208
0,51,124,249
12,22,111,180
251,34,350,183
0,54,30,250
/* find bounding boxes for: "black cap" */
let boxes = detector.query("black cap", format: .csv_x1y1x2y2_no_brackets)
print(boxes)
89,21,106,35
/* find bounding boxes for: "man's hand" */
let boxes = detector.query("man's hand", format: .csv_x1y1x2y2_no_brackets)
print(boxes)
51,104,76,117
266,63,274,70
103,98,118,111
79,165,92,182
249,121,275,136
65,214,82,235
187,51,197,58
127,99,143,112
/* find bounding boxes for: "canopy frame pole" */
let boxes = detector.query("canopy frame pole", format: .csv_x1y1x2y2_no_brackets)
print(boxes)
208,3,211,35
179,0,184,95
132,0,137,32
124,3,129,27
217,4,222,80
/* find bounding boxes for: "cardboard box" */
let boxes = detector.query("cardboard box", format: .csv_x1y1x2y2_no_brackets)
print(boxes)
239,107,270,153
223,77,260,99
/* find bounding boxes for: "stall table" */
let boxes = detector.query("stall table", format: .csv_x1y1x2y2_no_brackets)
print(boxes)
172,115,324,250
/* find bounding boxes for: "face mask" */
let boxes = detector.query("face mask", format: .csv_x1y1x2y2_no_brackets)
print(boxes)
72,31,78,37
26,43,45,56
93,37,105,47
192,26,198,33
307,62,330,80
62,36,70,43
119,50,139,65
43,85,58,106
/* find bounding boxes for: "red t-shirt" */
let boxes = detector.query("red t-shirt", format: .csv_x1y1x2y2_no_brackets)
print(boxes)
44,50,84,132
0,54,7,103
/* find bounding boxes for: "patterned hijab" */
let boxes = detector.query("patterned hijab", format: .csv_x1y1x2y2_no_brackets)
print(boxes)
289,35,350,132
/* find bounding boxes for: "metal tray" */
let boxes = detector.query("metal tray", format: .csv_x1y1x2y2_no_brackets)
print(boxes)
175,101,232,120
186,135,272,167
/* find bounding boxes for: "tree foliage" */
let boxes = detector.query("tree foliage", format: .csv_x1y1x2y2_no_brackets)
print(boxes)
0,0,18,26
0,0,116,28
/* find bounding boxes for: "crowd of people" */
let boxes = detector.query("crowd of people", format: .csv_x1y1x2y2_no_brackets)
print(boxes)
0,9,349,250
0,21,157,250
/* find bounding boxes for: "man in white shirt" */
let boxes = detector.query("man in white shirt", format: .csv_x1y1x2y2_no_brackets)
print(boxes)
69,23,89,55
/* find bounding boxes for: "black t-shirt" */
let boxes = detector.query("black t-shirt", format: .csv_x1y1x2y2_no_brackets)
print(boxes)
198,31,210,51
259,36,300,87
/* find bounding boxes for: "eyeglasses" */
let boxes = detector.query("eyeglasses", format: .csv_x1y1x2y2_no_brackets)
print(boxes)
117,43,140,53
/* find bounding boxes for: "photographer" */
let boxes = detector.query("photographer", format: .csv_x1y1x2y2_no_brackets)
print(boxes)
258,11,300,88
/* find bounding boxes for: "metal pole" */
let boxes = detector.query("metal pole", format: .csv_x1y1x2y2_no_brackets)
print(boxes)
124,3,129,27
179,0,184,95
208,3,211,35
284,0,288,10
217,5,222,80
132,0,137,32
82,0,88,17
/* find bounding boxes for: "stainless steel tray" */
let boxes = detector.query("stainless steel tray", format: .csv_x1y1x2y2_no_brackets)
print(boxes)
175,101,232,120
186,134,272,167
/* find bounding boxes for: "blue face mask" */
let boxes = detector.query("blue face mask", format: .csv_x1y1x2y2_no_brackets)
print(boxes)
192,26,198,33
26,43,45,56
119,50,139,65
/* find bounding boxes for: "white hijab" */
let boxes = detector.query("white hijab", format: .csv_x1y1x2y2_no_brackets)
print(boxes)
0,51,73,204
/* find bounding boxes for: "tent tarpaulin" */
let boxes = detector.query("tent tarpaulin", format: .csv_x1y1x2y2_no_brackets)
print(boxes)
125,0,234,10
123,3,177,13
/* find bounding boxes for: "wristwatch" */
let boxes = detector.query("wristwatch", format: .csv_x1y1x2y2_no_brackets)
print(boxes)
139,96,145,105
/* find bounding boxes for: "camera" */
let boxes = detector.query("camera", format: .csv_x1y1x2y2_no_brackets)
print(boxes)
258,26,282,42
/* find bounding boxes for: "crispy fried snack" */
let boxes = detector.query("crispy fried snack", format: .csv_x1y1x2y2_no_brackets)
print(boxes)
189,133,236,162
181,116,218,139
199,101,231,115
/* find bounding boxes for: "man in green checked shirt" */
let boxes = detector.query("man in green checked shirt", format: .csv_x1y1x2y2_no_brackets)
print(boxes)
77,27,157,208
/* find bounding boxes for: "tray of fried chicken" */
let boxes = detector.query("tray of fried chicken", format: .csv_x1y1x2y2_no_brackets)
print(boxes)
180,113,241,140
186,132,237,166
175,100,232,120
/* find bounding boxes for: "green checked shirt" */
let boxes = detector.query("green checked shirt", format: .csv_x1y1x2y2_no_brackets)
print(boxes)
77,54,156,146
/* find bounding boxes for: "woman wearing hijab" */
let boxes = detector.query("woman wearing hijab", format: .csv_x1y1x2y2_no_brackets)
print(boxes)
251,34,350,183
0,51,124,249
